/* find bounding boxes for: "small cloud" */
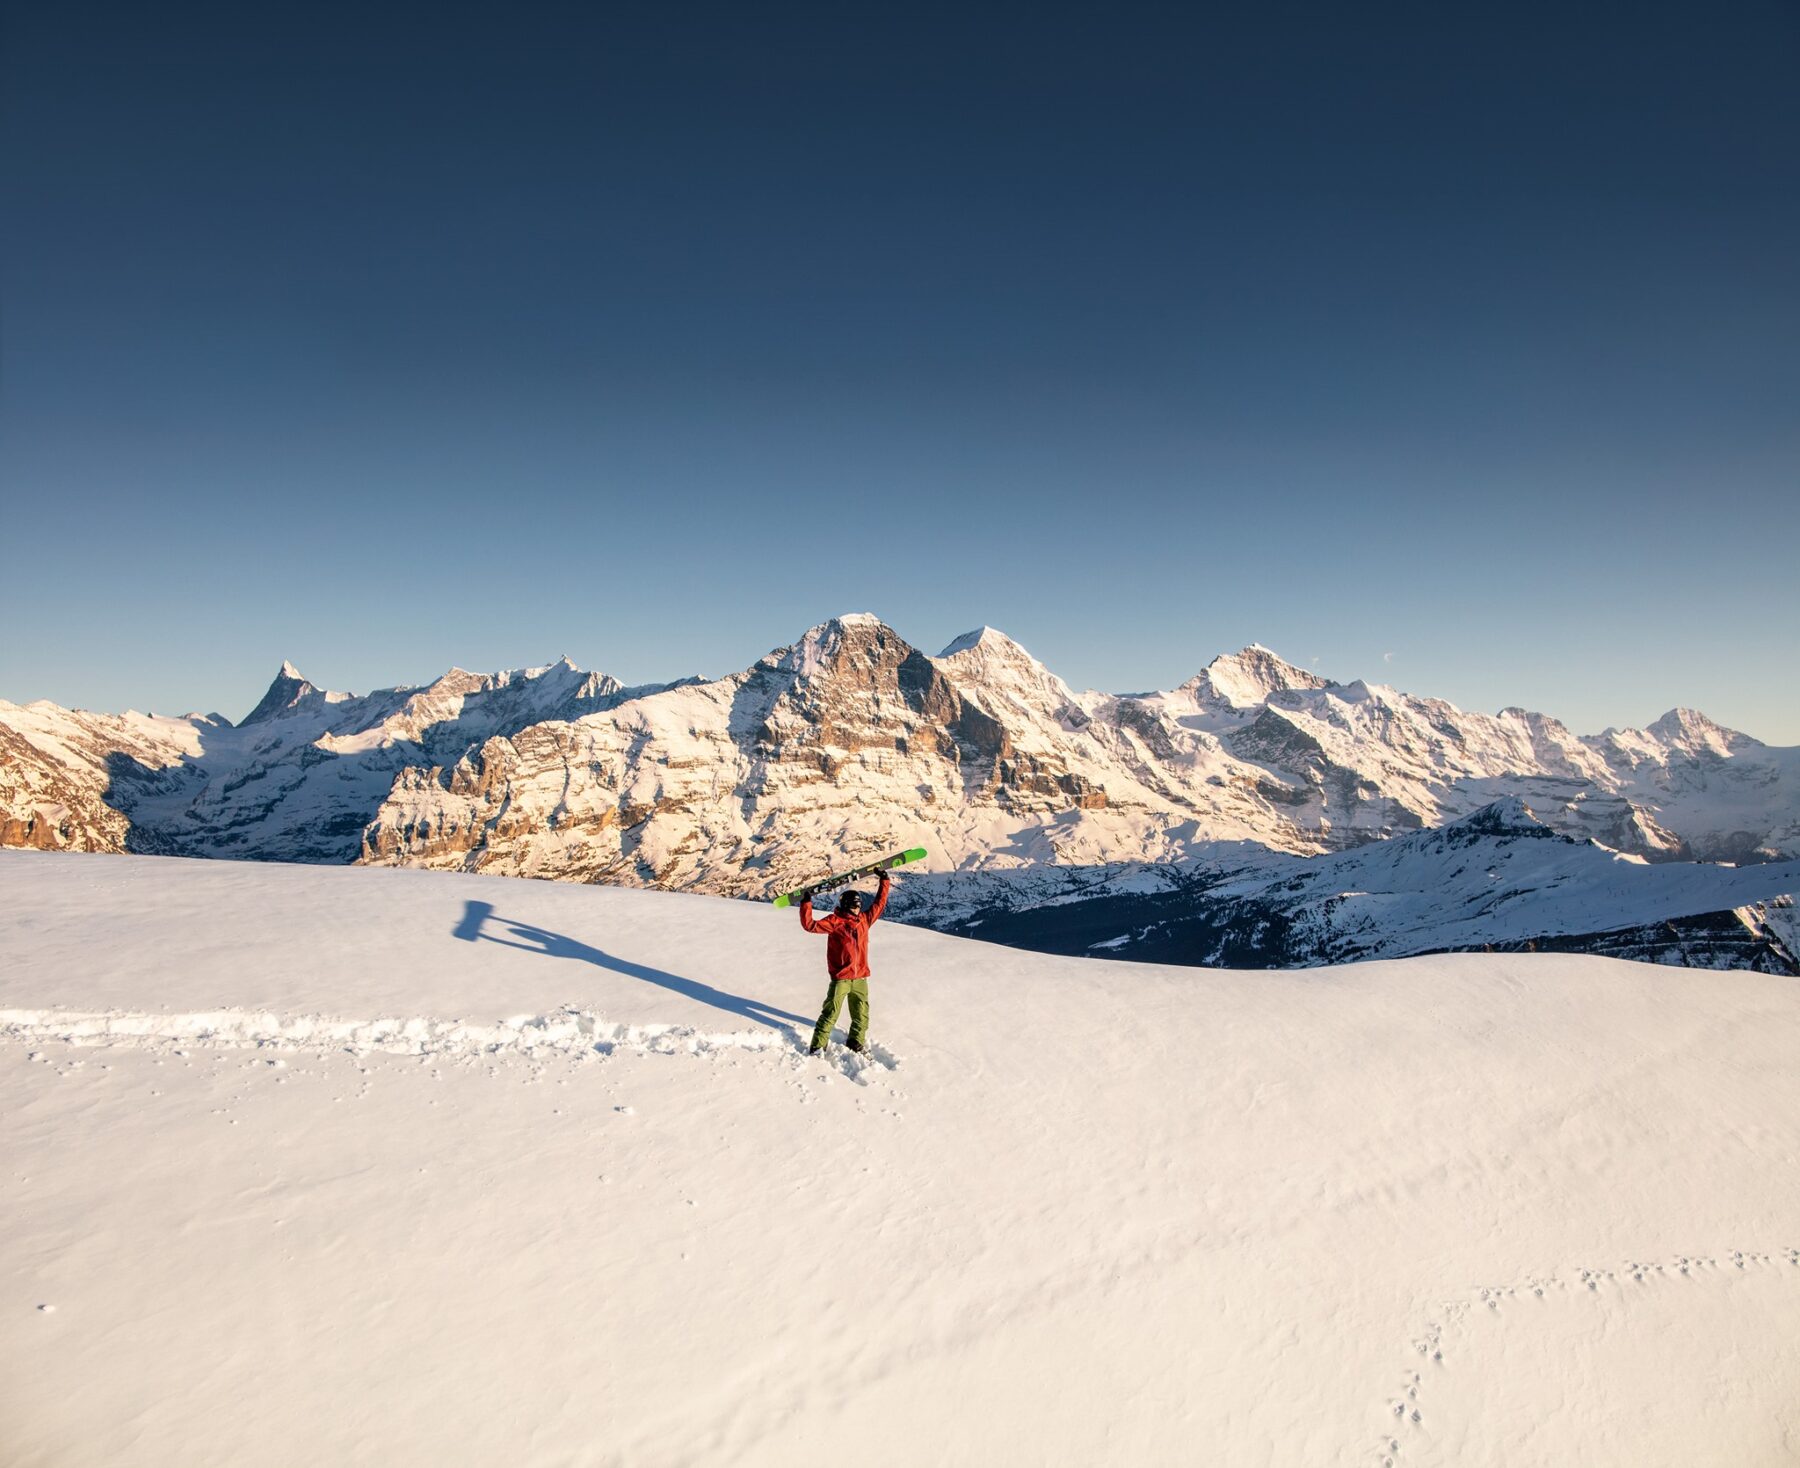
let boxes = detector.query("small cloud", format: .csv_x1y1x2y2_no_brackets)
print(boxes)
1382,651,1394,663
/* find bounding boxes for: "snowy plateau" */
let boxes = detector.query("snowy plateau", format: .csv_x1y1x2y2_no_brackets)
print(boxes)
3,852,1798,1466
1,614,1797,971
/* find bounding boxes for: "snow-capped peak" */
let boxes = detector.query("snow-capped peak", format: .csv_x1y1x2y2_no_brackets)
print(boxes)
1646,707,1753,755
792,613,889,648
773,614,903,679
241,661,323,725
1187,644,1331,711
933,626,1079,717
1446,796,1561,840
935,626,1046,674
938,626,1012,658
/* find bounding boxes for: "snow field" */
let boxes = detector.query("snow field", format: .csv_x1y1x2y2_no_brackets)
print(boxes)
3,850,1799,1466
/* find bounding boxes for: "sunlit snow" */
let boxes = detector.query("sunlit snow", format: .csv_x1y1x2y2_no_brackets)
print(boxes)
5,851,1798,1465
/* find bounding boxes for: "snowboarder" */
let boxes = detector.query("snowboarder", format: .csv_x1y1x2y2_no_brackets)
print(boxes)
798,870,890,1055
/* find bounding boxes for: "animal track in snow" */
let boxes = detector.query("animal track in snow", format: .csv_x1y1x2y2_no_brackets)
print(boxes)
1371,1246,1800,1464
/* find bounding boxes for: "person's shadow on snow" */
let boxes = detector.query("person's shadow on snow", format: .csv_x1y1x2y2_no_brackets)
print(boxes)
452,899,808,1033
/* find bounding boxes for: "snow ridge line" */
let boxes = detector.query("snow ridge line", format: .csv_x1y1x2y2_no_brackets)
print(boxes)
0,1005,795,1063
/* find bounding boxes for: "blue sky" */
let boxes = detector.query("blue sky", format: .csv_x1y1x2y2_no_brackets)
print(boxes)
3,2,1797,739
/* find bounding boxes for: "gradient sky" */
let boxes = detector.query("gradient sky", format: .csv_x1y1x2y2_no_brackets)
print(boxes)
4,1,1797,740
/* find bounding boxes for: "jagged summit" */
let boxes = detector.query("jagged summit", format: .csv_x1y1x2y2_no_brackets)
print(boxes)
3,617,1796,880
1447,797,1564,840
1647,707,1755,753
938,626,1015,658
1187,644,1332,711
1497,706,1576,734
789,613,895,650
241,662,321,725
933,626,1078,723
772,614,909,680
936,626,1048,673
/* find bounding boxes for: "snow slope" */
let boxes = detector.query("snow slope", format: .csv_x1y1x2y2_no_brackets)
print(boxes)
899,799,1800,971
4,851,1798,1466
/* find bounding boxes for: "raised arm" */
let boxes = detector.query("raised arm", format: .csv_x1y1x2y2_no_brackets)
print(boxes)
799,897,830,934
866,871,891,924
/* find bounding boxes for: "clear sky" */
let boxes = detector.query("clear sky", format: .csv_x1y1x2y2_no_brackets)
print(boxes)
4,2,1797,740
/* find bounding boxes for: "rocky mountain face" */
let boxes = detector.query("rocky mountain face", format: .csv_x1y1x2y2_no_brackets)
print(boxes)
357,616,1797,888
0,658,671,865
3,615,1795,970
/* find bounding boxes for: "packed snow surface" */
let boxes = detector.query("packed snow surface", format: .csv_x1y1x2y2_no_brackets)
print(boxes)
4,851,1798,1467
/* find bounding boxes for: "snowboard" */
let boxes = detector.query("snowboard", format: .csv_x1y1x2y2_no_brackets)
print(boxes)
772,848,926,908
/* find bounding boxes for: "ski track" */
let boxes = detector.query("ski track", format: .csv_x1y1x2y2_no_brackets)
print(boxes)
1369,1247,1800,1465
0,1005,903,1086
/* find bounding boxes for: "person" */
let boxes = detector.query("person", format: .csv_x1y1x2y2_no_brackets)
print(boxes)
798,870,890,1054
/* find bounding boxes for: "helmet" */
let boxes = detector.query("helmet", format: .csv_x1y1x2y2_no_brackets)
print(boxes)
836,890,863,914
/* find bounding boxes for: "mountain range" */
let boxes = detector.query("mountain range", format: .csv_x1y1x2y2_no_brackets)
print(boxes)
3,614,1795,970
889,797,1800,973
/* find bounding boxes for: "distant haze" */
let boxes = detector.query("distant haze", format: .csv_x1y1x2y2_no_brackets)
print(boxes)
3,4,1796,741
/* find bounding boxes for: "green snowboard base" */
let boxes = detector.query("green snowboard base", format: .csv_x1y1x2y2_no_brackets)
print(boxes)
772,848,926,908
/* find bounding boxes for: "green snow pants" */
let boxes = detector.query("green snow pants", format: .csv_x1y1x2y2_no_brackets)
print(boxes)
809,978,869,1052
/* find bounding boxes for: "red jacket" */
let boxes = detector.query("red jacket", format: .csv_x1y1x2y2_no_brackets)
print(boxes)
799,874,890,981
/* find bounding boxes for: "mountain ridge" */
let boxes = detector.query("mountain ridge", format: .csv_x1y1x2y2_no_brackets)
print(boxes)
889,796,1800,973
3,619,1795,962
